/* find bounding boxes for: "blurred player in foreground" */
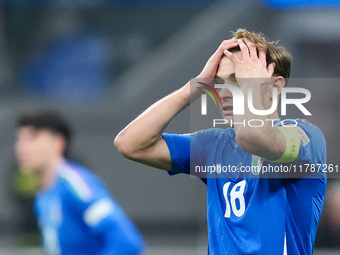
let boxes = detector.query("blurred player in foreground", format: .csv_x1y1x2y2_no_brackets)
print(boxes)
15,111,144,255
115,29,326,254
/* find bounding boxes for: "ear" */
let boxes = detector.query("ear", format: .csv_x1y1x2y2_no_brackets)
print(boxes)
273,76,285,95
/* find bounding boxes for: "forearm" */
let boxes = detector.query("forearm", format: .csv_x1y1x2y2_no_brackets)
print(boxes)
234,83,284,160
234,83,272,134
114,82,191,156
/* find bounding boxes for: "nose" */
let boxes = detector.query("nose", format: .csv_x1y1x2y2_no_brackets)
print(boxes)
220,95,233,103
219,88,233,98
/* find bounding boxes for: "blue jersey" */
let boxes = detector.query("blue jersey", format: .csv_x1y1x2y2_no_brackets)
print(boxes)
162,119,326,255
35,161,144,255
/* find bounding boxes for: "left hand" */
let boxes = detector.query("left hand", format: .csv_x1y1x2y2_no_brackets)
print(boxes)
223,39,275,83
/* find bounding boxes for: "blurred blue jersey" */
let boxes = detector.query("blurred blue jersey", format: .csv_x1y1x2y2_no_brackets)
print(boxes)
35,161,144,255
162,119,326,255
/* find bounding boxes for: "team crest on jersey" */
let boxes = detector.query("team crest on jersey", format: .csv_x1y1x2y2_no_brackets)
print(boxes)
251,155,262,175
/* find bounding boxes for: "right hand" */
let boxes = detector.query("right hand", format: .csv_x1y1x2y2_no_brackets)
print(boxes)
197,39,239,79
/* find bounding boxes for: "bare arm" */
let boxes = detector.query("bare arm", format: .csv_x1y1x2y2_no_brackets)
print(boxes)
224,39,286,161
114,85,190,170
114,39,239,170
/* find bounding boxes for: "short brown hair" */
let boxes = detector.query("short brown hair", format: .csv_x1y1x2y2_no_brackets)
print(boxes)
231,28,292,78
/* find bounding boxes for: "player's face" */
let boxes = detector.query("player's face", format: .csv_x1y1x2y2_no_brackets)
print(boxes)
15,127,60,172
216,52,242,126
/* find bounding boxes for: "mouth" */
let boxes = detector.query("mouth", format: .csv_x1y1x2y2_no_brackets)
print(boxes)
221,105,233,116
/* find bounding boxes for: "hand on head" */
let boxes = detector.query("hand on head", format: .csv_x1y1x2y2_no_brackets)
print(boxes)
197,39,239,79
223,38,275,80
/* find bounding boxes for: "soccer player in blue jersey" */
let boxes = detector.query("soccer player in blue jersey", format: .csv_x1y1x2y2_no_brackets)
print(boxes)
115,29,326,254
15,111,144,255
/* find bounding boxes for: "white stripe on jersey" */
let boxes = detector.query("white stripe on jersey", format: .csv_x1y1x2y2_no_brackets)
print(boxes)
83,199,114,227
59,164,92,202
283,232,287,255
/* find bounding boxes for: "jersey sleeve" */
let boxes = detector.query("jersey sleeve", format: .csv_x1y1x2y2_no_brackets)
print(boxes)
60,166,144,255
293,119,326,166
162,128,228,177
163,130,213,176
162,133,190,175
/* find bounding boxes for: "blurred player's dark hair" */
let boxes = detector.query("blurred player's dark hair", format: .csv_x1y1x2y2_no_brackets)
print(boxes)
16,111,72,158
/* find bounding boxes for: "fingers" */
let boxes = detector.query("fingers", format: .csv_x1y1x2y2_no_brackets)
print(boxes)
258,48,266,62
223,39,250,64
237,39,250,60
236,39,267,63
267,62,276,75
209,39,239,64
198,39,239,78
209,38,273,78
223,49,240,63
220,38,239,49
217,40,239,55
242,39,257,60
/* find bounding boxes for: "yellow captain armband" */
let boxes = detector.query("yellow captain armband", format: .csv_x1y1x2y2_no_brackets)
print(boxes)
273,126,301,163
260,126,301,163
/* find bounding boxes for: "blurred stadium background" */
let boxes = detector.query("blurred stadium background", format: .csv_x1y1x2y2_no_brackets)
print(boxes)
0,0,339,254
